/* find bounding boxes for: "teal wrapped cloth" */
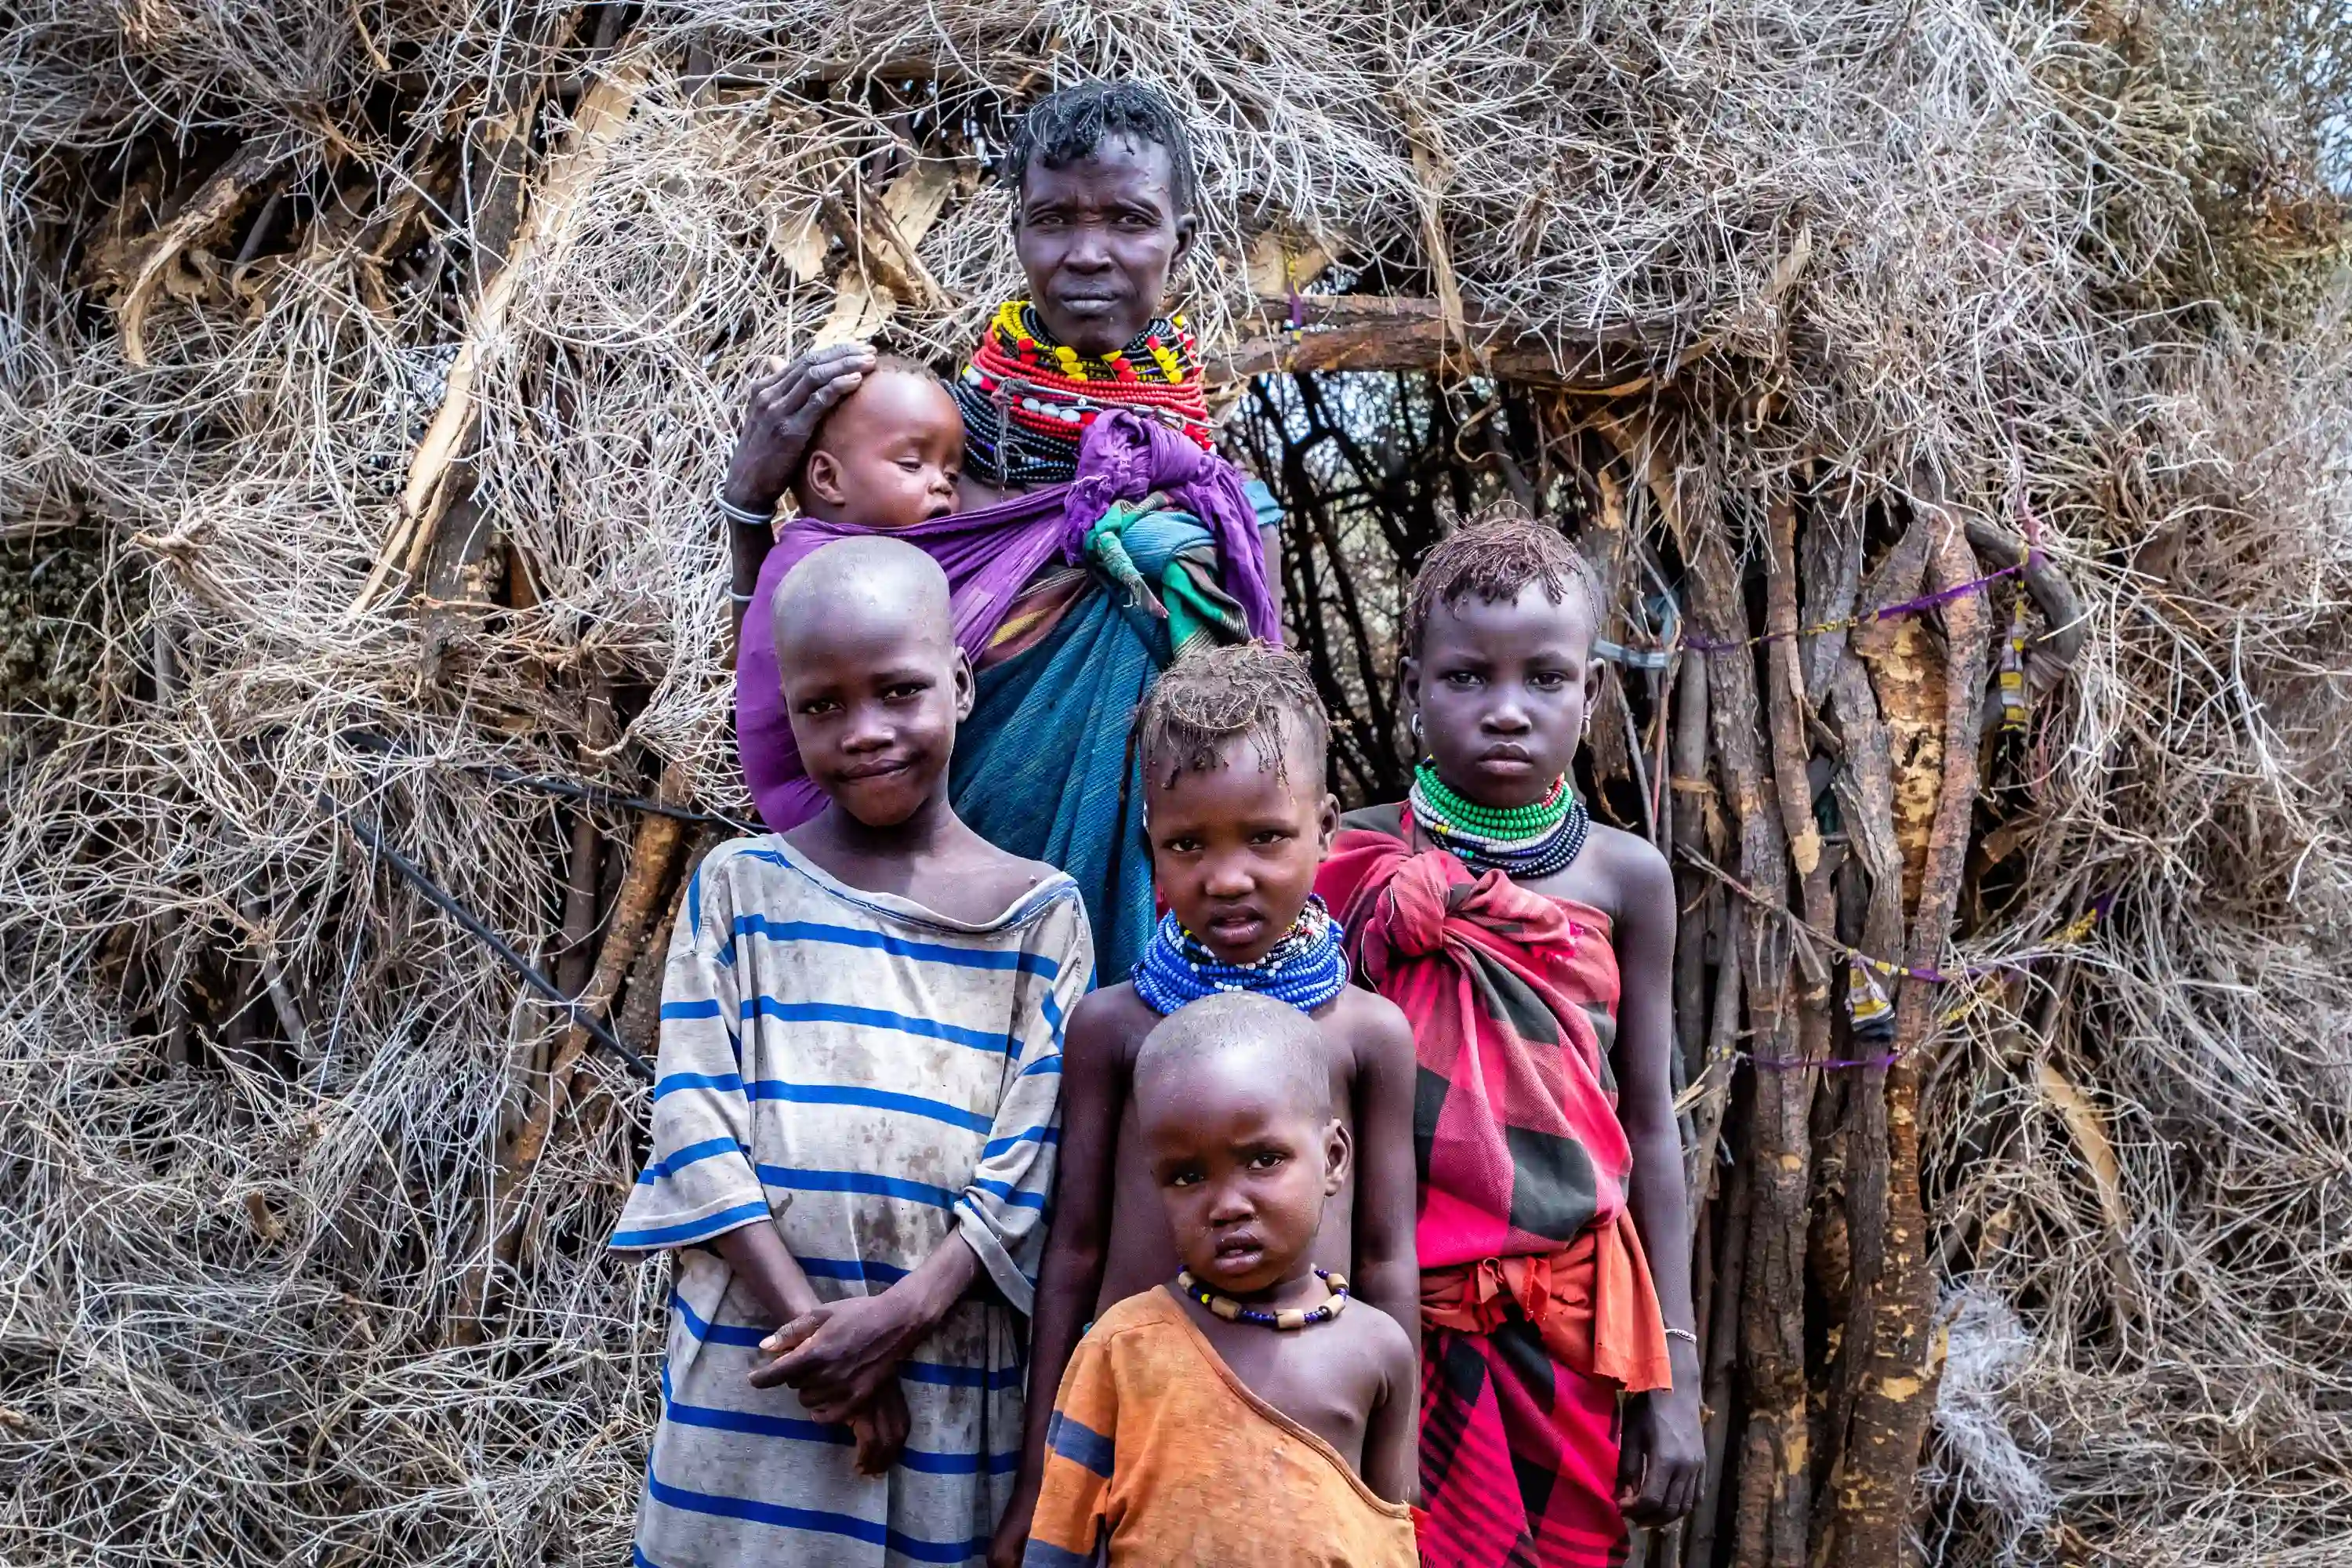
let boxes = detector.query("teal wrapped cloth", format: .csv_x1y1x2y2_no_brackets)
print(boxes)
950,488,1279,982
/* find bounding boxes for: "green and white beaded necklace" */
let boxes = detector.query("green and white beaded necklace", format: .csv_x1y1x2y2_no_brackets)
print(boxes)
1409,760,1590,879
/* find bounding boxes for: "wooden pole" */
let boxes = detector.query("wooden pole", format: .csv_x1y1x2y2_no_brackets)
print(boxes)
1828,498,1994,1563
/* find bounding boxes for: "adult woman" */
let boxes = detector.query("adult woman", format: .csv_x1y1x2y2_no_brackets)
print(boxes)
723,82,1280,981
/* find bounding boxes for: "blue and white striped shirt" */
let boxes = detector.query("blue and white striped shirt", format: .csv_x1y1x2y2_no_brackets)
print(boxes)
615,834,1091,1567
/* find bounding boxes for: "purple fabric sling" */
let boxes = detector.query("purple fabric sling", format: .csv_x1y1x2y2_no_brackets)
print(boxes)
736,411,1280,831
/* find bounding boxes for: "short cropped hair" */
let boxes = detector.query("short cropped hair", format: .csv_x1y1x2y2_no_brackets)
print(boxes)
1133,641,1328,789
1007,81,1198,216
790,354,945,498
1402,507,1605,657
1134,993,1331,1123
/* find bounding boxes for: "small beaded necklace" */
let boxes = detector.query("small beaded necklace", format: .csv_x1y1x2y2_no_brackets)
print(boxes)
1130,896,1350,1017
1176,1267,1351,1330
1410,760,1591,880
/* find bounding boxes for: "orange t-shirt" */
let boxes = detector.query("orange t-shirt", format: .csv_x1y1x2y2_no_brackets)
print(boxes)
1025,1287,1417,1567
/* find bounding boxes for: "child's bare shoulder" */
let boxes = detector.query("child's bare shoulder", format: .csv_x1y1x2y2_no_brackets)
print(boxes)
1323,986,1414,1076
1067,981,1162,1063
1577,820,1675,924
1337,1290,1419,1387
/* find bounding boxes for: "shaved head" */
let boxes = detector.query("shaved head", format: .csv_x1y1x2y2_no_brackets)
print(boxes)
768,535,971,829
771,535,954,664
1134,993,1331,1125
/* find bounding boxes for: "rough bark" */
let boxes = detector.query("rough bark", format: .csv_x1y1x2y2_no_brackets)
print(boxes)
615,826,718,1057
1817,535,1918,1523
352,57,643,612
1671,650,1726,1198
555,805,603,1002
1604,416,1799,1563
1694,513,1806,1568
1828,503,1995,1564
1214,294,1672,390
1686,1138,1754,1568
1763,492,1839,1088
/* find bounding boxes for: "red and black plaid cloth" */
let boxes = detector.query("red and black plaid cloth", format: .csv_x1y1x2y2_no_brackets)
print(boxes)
1318,805,1669,1568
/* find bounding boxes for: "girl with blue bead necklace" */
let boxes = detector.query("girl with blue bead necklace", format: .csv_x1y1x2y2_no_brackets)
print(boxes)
992,641,1421,1566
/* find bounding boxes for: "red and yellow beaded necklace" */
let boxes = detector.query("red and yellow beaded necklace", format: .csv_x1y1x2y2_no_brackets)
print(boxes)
951,299,1213,486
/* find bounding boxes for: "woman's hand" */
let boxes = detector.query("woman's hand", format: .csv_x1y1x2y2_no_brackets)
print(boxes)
721,343,878,518
747,1293,913,1421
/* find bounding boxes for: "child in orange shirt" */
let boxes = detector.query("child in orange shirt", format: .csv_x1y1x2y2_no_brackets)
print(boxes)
1022,992,1417,1566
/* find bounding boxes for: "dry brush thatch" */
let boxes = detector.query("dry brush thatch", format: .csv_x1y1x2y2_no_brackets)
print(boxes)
2,2,2347,1564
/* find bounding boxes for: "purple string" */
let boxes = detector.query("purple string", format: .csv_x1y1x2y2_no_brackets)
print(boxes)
1748,1051,1903,1073
1733,891,2114,1075
1684,554,2032,654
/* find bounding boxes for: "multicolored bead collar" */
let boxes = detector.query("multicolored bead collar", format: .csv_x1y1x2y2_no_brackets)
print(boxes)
951,300,1211,488
1131,895,1350,1017
1177,1267,1350,1330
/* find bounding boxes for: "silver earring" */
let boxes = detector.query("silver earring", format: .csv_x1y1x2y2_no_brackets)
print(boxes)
1409,713,1423,744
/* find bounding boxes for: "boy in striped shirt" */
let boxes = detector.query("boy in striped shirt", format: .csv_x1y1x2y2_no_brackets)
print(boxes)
615,537,1092,1566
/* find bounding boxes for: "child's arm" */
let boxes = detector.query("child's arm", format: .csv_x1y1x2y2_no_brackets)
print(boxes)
1360,1307,1423,1507
715,1220,823,1322
615,854,807,1297
615,855,907,1465
717,1224,910,1474
1348,997,1422,1488
1610,840,1704,1522
989,994,1126,1568
764,903,1087,1486
1021,1323,1123,1568
750,1204,983,1420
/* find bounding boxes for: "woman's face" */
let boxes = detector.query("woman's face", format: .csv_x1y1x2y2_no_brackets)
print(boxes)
1013,134,1197,357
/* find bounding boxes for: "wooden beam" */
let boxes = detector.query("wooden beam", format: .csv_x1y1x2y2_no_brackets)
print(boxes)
347,62,645,617
1210,294,1688,392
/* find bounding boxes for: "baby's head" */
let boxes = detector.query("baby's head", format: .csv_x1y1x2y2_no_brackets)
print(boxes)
1134,641,1338,967
790,357,964,531
1134,993,1346,1299
1400,510,1603,812
771,535,971,828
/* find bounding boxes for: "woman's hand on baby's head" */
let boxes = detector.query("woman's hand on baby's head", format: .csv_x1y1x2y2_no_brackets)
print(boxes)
722,343,877,516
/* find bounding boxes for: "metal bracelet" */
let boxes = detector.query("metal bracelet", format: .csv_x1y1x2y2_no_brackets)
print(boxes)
714,489,773,528
1664,1326,1700,1345
729,589,757,604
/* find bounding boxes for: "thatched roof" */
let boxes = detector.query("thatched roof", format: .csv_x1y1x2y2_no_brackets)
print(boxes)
2,2,2347,1563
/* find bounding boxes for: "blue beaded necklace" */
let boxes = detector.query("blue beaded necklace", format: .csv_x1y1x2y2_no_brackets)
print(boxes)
1131,896,1350,1017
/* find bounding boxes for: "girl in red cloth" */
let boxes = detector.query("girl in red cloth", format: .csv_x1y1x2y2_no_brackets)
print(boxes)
1315,514,1703,1566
